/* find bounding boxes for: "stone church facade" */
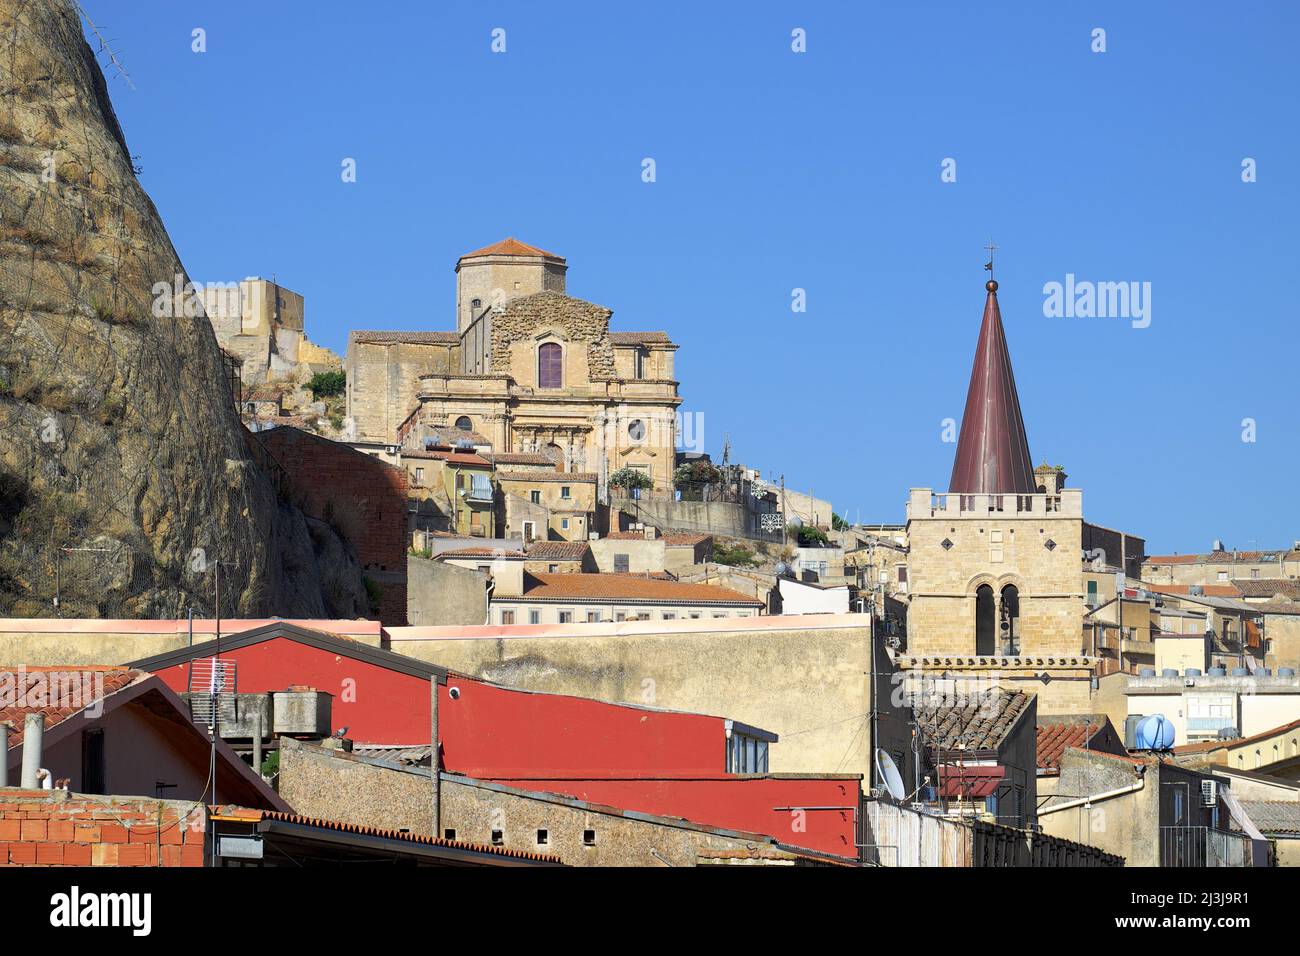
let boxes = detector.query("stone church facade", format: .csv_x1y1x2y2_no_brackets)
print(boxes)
345,239,681,496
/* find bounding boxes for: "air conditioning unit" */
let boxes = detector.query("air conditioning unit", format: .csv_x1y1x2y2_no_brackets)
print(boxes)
1201,779,1218,807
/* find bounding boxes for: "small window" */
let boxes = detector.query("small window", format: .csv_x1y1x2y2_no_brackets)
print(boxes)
561,518,570,530
586,611,601,622
530,490,541,505
663,612,676,620
500,610,516,625
491,829,504,846
559,611,572,623
443,828,457,841
560,486,571,499
627,420,645,442
614,553,630,573
583,829,597,846
1217,571,1228,581
615,612,626,622
529,610,541,624
414,467,424,483
536,829,549,846
549,564,559,573
689,612,702,619
455,416,473,430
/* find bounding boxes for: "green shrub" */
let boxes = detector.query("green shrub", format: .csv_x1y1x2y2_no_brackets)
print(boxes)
307,370,345,400
713,543,759,568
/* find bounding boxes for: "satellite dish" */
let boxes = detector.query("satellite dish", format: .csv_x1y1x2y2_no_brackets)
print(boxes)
875,749,906,801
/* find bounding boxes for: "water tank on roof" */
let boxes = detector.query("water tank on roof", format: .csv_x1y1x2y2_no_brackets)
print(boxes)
1231,667,1249,676
1185,668,1202,677
1135,714,1176,751
1260,668,1273,676
1138,667,1156,678
1208,667,1227,676
1161,669,1179,678
1280,668,1297,677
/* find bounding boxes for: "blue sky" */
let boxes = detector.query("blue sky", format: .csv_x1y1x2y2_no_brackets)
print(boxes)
81,1,1299,553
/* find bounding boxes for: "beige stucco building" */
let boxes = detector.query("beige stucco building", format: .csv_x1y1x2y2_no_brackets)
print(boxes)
346,239,681,499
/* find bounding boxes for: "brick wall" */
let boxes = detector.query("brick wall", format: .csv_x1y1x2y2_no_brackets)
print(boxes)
257,427,409,625
0,790,207,867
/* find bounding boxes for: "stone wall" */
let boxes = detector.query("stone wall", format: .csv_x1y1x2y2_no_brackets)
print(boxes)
277,739,842,867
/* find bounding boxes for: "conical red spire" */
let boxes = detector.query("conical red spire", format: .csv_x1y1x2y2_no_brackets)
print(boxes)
948,280,1036,494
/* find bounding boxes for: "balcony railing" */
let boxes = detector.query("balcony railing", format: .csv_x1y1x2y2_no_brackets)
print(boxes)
1159,826,1251,867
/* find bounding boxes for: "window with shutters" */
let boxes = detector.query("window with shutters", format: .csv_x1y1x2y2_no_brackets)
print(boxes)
538,342,563,389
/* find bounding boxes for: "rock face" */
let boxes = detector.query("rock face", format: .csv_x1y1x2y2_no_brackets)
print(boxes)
0,0,367,618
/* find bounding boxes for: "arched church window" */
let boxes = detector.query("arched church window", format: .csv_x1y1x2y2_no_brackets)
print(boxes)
538,342,563,389
975,585,995,656
455,416,472,431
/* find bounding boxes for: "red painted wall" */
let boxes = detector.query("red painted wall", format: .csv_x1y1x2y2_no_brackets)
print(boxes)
493,776,859,859
438,679,726,777
151,637,433,746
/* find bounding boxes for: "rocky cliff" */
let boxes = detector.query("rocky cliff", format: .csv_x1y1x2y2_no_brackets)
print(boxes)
0,0,368,617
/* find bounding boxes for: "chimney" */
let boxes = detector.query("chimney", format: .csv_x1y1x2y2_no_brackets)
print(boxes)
20,713,44,789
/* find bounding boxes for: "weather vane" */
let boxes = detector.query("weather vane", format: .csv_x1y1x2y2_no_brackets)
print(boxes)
984,241,998,278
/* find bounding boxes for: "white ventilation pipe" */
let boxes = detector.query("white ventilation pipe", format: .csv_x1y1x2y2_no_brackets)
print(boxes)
20,713,44,789
0,722,9,787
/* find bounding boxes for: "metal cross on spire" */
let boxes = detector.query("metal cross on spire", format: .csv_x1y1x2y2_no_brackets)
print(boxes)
983,241,998,277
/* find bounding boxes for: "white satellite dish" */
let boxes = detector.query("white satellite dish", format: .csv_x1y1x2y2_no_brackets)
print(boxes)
875,749,906,801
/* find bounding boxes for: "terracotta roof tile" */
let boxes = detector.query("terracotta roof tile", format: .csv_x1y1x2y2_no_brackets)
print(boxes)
486,452,556,466
438,548,527,559
351,330,460,345
1147,583,1242,598
609,331,673,345
518,573,763,606
1,667,143,747
1037,720,1102,773
421,428,491,448
1240,801,1300,835
526,541,590,561
212,807,562,862
1144,554,1206,565
403,450,492,467
459,237,564,261
1233,580,1300,599
497,471,596,483
915,689,1031,752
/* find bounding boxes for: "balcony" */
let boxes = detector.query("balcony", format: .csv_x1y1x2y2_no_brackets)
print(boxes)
1159,826,1252,867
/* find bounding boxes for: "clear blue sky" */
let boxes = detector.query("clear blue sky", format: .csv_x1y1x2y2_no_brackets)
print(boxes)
80,1,1299,554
